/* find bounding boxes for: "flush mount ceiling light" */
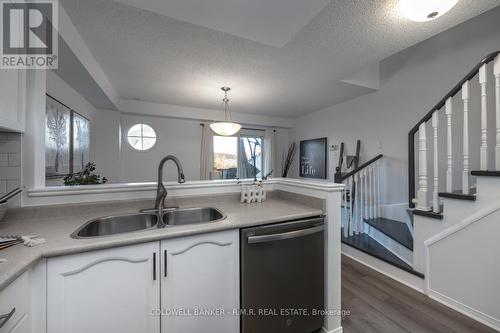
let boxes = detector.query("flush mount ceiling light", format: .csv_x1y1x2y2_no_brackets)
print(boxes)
210,87,242,136
399,0,459,22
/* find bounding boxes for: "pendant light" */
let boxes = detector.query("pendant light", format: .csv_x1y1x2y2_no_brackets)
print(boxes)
210,87,242,136
399,0,459,22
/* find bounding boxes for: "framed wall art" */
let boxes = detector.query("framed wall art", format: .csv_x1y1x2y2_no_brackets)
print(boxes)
299,137,327,179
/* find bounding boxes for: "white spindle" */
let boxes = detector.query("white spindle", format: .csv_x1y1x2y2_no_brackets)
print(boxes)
354,173,359,234
365,167,373,219
358,170,365,225
416,122,430,210
349,177,356,235
358,173,364,233
367,166,371,219
494,55,500,170
376,160,381,217
364,169,369,220
342,185,349,237
432,112,439,213
342,182,346,235
462,81,470,194
445,98,453,192
370,165,375,219
479,64,488,170
372,164,378,219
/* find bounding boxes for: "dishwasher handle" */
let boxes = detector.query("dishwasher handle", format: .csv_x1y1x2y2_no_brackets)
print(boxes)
247,225,324,244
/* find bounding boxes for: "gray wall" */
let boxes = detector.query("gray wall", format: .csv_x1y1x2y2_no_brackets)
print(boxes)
0,133,21,206
290,7,500,205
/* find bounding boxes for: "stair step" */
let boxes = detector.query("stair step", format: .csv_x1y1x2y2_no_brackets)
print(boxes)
439,191,476,201
471,170,500,177
413,209,443,220
341,231,424,279
364,217,413,251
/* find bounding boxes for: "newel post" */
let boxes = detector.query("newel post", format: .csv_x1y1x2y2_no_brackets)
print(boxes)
479,64,488,170
416,122,430,211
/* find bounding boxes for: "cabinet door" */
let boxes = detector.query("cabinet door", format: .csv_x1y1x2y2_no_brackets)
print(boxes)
0,69,25,132
161,230,239,333
0,271,31,333
47,242,160,333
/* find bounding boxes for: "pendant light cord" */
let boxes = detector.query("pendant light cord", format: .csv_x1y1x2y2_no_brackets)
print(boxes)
222,87,232,122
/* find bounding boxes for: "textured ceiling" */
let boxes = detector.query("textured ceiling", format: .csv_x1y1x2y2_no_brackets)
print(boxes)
60,0,499,117
110,0,330,47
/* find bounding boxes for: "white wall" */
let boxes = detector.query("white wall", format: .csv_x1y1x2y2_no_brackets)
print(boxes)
121,114,202,182
290,7,500,206
426,199,500,331
92,109,121,183
92,110,290,183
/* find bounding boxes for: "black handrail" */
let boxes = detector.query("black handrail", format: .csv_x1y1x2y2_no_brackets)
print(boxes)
408,51,500,208
336,154,383,182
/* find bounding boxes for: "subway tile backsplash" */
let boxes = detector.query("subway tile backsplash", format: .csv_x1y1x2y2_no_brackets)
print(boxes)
0,132,21,206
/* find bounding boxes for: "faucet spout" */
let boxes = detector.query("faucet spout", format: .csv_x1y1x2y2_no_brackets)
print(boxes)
155,155,186,228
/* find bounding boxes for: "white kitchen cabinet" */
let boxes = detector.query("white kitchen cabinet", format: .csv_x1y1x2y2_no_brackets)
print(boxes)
0,271,31,333
160,230,240,333
0,69,26,132
47,242,160,333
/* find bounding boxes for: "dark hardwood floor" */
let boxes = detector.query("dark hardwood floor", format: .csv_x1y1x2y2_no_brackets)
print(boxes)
341,255,497,333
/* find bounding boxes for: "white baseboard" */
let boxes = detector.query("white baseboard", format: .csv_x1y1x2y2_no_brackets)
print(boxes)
342,244,424,293
321,326,343,333
428,289,500,332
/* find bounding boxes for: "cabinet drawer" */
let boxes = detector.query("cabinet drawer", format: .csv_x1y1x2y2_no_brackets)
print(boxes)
0,272,30,333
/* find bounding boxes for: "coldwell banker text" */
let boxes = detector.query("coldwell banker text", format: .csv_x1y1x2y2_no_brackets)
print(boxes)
1,0,58,69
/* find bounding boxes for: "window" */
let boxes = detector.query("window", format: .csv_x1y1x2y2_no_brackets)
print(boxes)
45,94,90,179
127,124,157,151
213,129,264,180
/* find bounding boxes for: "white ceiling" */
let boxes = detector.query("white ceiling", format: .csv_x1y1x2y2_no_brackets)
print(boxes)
60,0,500,118
111,0,330,47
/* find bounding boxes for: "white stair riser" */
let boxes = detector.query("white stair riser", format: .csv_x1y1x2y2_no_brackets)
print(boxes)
363,222,413,266
475,177,500,200
414,177,500,273
414,200,485,274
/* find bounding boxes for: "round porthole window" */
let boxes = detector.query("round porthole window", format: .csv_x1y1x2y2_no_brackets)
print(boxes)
127,124,157,151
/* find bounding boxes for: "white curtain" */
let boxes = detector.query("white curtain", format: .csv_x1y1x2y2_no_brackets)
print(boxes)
238,138,248,179
200,124,214,180
263,129,276,178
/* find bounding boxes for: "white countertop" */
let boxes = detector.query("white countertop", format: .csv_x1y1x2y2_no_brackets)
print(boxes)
0,198,323,291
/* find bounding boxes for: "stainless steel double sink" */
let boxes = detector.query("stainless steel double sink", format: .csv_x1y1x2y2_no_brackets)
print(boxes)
71,207,226,239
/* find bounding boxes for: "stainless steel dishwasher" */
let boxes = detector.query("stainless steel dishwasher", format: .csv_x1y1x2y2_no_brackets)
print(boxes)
241,217,325,333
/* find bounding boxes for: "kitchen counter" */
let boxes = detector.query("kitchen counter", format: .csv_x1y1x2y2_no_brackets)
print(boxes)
0,196,323,291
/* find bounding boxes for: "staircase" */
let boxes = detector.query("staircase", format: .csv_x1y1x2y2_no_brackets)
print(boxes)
342,51,500,331
341,218,420,276
339,154,423,278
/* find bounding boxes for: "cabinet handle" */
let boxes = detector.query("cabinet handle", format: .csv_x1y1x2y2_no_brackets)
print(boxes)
164,250,167,277
0,308,15,329
153,252,157,281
